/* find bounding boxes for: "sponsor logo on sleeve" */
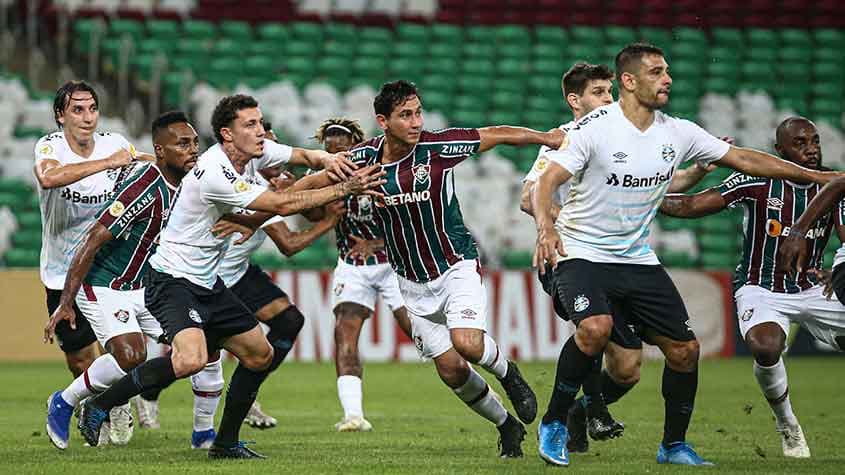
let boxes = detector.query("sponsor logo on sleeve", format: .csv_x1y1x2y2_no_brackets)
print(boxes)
108,200,126,217
534,158,548,172
39,143,54,157
234,179,251,193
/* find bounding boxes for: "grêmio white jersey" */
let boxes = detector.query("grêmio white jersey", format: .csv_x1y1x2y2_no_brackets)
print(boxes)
545,102,730,265
34,131,136,289
149,140,291,289
523,122,574,206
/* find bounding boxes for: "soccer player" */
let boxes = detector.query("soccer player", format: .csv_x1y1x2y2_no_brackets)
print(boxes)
76,94,385,459
35,80,149,444
532,44,841,467
43,111,226,449
520,62,716,454
309,118,413,432
349,80,564,458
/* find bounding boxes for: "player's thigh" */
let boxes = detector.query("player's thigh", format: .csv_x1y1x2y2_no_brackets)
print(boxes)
442,260,487,332
619,264,695,343
220,323,272,368
75,285,145,348
799,285,845,351
604,341,642,384
373,264,407,312
553,259,613,322
734,285,791,342
144,268,207,345
45,287,97,354
332,261,379,313
230,264,290,322
409,312,453,361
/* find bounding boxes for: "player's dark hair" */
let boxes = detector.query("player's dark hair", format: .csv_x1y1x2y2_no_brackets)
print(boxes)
562,63,615,97
211,94,259,144
263,120,273,131
374,80,422,117
53,80,99,128
313,117,366,145
614,43,665,83
151,110,189,138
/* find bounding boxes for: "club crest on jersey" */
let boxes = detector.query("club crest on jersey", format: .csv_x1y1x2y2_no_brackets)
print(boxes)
412,164,431,183
573,294,590,313
767,198,784,211
188,308,202,324
334,283,344,296
234,179,251,193
109,200,126,217
355,195,374,221
113,309,130,323
661,144,676,163
740,308,754,321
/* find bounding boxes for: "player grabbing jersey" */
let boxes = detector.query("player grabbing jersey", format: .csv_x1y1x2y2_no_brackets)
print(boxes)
350,80,565,459
532,44,840,467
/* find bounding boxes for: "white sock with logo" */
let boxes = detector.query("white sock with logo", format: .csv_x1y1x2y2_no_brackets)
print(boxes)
62,353,126,407
190,357,224,432
453,367,508,426
337,375,364,419
478,333,508,379
754,358,798,426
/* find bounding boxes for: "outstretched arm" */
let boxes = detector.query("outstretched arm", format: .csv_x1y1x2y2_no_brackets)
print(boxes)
659,189,728,218
667,163,716,193
717,146,842,185
288,148,357,179
265,202,343,256
35,149,133,189
779,177,845,276
478,126,564,153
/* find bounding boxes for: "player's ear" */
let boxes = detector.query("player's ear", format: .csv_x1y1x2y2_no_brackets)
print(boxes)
153,143,164,159
375,114,388,131
220,126,234,142
566,93,580,113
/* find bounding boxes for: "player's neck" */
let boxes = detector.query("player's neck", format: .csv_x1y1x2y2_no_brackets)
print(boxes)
619,96,655,132
156,161,184,189
65,133,95,158
222,142,251,174
382,134,413,164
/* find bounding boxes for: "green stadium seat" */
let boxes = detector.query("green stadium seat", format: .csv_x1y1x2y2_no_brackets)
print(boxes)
182,20,216,39
812,62,845,81
462,59,495,75
324,22,357,41
706,60,739,79
811,98,843,116
465,26,493,43
394,41,426,58
638,27,672,46
244,57,277,77
775,96,808,114
809,81,843,100
430,24,463,43
704,77,738,96
219,21,252,40
700,252,736,270
359,27,393,43
388,58,424,78
2,248,40,267
669,43,704,62
566,44,602,63
424,57,459,74
744,46,778,63
171,53,209,74
813,29,845,48
532,43,563,61
109,18,144,43
73,18,105,53
12,125,45,139
487,110,522,126
420,74,458,93
494,77,525,94
534,26,567,44
352,57,387,78
0,178,30,196
290,22,323,41
429,43,461,59
710,28,744,48
177,38,212,55
496,59,529,77
660,252,696,268
498,44,527,59
358,42,391,58
421,91,451,112
495,25,531,46
463,42,495,59
777,64,811,82
779,46,812,64
532,58,562,76
813,48,844,64
130,54,167,82
569,26,603,44
211,38,242,58
699,234,738,253
248,41,281,58
316,55,349,75
501,250,532,269
604,26,636,45
672,27,707,46
284,40,317,58
162,71,191,107
396,23,429,42
256,23,288,42
284,56,315,75
454,95,487,112
13,211,40,230
746,28,779,47
145,19,179,39
779,28,812,47
457,75,493,92
708,46,738,63
137,38,175,56
251,252,284,270
11,229,41,251
670,59,701,79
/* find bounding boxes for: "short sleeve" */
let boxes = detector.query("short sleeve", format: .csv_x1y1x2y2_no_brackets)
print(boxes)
34,136,59,164
96,166,159,238
111,133,137,159
200,164,267,208
716,172,767,208
545,127,591,176
523,146,551,183
428,128,481,167
836,199,845,227
679,120,730,166
253,139,293,170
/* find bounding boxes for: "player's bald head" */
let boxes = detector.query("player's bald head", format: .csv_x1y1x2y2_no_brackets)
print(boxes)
775,116,816,147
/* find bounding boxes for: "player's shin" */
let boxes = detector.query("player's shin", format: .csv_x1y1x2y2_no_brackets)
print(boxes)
454,367,508,426
753,357,797,426
90,356,177,411
264,305,305,365
599,369,635,405
661,364,698,446
543,336,595,424
478,333,508,379
191,357,224,432
578,356,604,411
62,353,126,407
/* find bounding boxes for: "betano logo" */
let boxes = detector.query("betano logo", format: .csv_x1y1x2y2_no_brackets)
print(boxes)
765,219,827,239
383,190,431,206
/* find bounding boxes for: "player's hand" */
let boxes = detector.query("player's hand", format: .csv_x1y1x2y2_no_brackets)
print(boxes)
323,151,357,181
808,268,835,300
342,165,386,198
212,218,256,245
269,171,296,192
778,233,809,277
347,236,382,260
325,201,347,221
533,225,566,273
107,149,133,169
44,304,76,344
545,128,566,150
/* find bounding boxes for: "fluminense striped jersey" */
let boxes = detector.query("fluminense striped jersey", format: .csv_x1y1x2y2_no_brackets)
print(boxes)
86,163,176,290
336,194,389,266
350,128,481,283
718,172,836,293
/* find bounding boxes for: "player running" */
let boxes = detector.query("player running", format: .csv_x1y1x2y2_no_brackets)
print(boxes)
43,111,227,449
520,62,715,454
308,118,413,432
350,80,564,458
76,94,385,459
35,80,150,444
532,44,841,467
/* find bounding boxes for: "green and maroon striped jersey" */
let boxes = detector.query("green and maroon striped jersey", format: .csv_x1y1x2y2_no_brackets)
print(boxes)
335,194,389,266
718,172,835,293
349,128,481,283
86,163,176,290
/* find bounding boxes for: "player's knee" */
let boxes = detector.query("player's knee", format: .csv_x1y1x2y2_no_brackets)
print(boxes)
267,305,305,343
575,315,613,354
242,344,274,372
172,351,207,377
664,339,700,371
111,344,147,371
451,333,484,363
435,353,470,388
745,331,784,366
609,359,641,386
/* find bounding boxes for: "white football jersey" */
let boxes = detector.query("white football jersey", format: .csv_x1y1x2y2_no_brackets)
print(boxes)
523,122,574,206
149,140,291,289
34,131,135,289
545,102,730,265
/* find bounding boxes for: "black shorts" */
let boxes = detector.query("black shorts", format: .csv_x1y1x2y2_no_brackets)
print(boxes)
831,263,845,306
229,264,288,314
553,258,694,343
541,263,644,349
144,268,258,352
46,287,97,353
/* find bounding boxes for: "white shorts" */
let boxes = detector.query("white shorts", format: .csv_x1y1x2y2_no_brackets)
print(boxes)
735,284,845,350
331,259,405,312
75,285,163,346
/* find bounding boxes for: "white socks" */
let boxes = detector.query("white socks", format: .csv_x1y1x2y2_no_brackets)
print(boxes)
478,333,508,379
62,353,126,407
754,358,798,426
337,375,363,419
453,367,508,426
190,357,224,432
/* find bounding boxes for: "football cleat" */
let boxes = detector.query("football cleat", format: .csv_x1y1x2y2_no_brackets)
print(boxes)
334,415,373,432
132,396,160,429
778,423,811,458
498,361,538,424
78,399,109,447
586,404,625,441
565,402,589,453
208,441,266,459
191,428,217,449
108,403,134,445
497,413,526,458
538,419,570,466
245,401,277,429
657,442,714,465
46,390,73,450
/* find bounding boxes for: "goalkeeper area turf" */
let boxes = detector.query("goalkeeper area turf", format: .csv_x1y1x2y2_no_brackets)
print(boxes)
2,357,843,474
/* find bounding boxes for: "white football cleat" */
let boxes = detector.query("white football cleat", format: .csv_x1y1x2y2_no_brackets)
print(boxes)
245,401,277,429
132,396,160,429
778,423,811,458
334,416,373,432
108,403,134,445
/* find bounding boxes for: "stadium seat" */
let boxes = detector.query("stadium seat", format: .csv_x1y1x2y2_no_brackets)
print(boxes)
256,22,289,42
182,20,216,39
219,20,253,40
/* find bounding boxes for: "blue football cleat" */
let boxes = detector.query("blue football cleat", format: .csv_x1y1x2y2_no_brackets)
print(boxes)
538,420,570,466
657,442,714,466
78,398,110,447
46,390,73,450
191,428,217,449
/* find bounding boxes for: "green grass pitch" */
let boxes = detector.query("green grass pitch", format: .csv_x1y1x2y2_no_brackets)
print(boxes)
2,357,843,474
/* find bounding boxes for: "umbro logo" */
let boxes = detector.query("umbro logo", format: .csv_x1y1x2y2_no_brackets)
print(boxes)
606,173,620,186
767,198,784,211
612,152,628,163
